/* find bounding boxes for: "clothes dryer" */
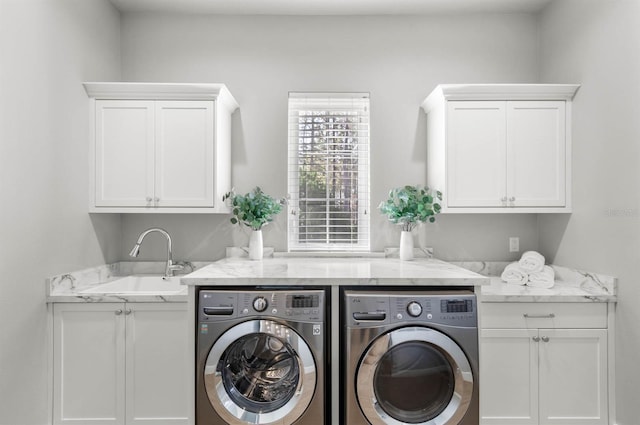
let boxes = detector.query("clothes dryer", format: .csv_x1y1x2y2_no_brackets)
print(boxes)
344,290,478,425
196,288,327,425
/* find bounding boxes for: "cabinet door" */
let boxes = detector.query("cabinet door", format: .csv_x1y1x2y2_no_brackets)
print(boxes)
125,303,189,425
155,101,215,208
53,303,125,425
446,101,507,207
507,101,566,207
538,329,608,425
95,100,155,207
480,329,539,425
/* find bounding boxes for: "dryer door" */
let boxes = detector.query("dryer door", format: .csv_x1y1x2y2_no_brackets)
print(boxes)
204,319,316,425
357,326,473,425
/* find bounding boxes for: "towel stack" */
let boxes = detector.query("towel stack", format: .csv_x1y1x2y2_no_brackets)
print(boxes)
500,251,555,288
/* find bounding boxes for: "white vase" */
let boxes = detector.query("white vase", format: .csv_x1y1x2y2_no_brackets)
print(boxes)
399,231,414,261
249,229,263,260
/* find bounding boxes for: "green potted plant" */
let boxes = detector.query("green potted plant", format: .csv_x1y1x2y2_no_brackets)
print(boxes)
379,185,442,260
223,187,285,260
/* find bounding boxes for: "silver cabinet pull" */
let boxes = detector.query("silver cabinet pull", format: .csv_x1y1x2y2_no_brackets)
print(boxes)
145,197,152,203
115,309,123,315
532,336,540,342
523,313,555,319
541,336,550,342
125,309,132,315
509,196,516,202
501,196,508,202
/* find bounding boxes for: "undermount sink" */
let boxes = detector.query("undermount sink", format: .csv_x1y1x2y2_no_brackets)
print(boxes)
80,275,186,295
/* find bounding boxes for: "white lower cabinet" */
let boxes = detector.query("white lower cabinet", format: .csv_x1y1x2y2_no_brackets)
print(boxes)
53,303,188,425
480,303,609,425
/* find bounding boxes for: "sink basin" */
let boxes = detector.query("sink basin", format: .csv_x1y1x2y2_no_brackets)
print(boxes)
80,276,186,295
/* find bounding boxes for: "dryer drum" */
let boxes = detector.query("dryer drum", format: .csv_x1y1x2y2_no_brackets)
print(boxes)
357,326,473,425
373,340,455,422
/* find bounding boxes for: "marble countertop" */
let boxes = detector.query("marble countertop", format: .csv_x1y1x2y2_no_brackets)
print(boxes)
46,255,616,303
481,277,616,302
180,256,489,287
453,261,617,302
45,261,209,303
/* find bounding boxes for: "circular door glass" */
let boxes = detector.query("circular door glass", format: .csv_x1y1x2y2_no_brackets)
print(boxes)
373,341,454,423
219,332,300,413
356,326,473,425
205,319,317,424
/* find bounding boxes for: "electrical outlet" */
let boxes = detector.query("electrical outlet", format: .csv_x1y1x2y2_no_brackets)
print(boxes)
509,237,520,252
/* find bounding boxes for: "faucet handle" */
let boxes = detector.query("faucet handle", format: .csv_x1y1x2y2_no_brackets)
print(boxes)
165,262,185,277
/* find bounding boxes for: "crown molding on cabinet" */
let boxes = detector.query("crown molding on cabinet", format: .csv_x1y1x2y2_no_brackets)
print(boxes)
83,82,239,112
422,84,580,112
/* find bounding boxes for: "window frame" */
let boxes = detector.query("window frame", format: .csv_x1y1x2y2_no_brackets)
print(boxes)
287,92,371,252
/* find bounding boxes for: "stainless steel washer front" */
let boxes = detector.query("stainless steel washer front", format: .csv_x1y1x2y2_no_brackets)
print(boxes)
197,289,326,425
344,290,479,425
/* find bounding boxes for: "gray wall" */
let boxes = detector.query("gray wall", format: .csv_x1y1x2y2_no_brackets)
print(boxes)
538,0,640,422
0,1,121,423
5,3,637,424
119,12,541,262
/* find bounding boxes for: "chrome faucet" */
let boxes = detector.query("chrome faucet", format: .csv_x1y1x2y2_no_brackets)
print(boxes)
129,228,184,277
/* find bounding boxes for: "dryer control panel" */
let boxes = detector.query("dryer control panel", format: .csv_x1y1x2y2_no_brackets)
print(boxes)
199,289,324,323
345,290,476,328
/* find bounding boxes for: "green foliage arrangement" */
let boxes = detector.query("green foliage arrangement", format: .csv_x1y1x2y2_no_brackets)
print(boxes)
379,185,443,232
223,187,286,231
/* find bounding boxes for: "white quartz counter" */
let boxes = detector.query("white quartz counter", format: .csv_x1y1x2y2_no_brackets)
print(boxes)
452,261,617,302
481,277,616,302
180,256,489,287
45,262,205,303
45,258,616,303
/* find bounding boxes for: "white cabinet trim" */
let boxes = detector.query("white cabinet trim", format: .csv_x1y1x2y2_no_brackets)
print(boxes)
83,82,238,109
422,84,580,106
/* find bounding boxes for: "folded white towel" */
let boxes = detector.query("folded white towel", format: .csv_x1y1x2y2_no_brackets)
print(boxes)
518,251,545,273
501,262,528,285
528,265,555,289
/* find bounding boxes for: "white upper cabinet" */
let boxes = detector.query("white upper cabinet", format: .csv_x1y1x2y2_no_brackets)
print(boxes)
422,84,579,213
85,83,238,213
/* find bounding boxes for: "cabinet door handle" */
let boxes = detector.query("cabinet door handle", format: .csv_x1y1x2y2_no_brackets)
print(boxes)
125,309,132,315
146,197,152,203
541,336,550,342
115,309,123,315
532,336,540,342
501,196,508,202
523,313,555,319
509,196,516,202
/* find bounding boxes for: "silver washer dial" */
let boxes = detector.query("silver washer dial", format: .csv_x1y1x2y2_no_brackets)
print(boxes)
253,297,268,312
407,301,423,317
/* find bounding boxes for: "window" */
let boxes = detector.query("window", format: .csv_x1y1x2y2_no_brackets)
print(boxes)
287,93,370,252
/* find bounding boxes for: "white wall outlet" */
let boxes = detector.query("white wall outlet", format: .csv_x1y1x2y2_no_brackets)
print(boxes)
509,237,520,252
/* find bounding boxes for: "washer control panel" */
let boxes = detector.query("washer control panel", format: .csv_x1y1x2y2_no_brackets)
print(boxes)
345,290,476,328
199,289,324,322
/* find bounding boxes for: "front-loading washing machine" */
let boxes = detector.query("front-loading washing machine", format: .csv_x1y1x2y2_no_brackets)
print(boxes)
343,289,478,425
196,288,327,425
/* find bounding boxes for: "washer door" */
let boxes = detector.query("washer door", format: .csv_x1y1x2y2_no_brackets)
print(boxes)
356,326,473,425
204,319,317,425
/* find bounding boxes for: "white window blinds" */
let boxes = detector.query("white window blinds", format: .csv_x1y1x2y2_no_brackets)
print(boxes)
287,93,370,252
